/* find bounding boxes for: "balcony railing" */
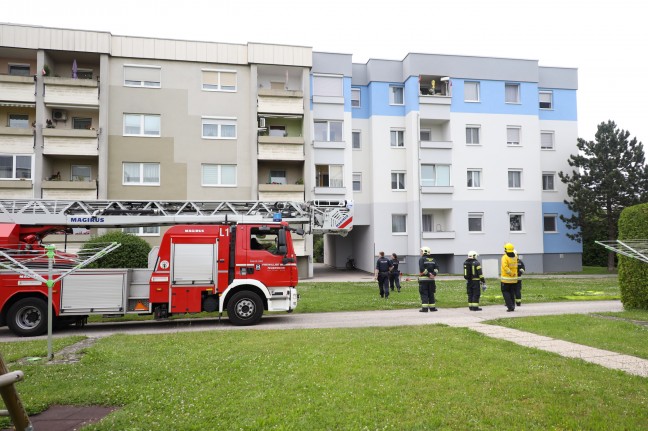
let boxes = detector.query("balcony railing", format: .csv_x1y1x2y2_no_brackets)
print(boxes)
258,89,304,115
258,184,304,201
41,180,97,200
0,127,34,153
43,129,99,156
0,75,36,104
43,77,99,108
258,136,304,161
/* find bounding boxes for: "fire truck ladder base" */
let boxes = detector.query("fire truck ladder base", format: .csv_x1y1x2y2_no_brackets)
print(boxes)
595,240,648,264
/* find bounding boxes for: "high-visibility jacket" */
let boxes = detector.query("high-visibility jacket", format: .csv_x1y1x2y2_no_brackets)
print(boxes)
501,253,518,284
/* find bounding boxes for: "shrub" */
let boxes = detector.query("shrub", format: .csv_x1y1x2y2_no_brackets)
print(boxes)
617,203,648,309
81,230,151,269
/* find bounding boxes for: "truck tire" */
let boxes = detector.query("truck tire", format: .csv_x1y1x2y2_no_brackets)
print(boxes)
227,291,263,326
7,297,48,337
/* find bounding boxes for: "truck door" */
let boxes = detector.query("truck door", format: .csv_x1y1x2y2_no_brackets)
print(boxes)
245,226,296,287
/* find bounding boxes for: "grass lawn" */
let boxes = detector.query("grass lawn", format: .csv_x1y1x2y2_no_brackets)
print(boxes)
2,326,647,430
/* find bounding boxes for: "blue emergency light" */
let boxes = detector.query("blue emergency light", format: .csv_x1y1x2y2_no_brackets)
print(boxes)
273,212,282,222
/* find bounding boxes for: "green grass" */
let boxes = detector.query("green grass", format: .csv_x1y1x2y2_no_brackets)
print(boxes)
2,327,647,430
0,336,85,363
487,310,648,359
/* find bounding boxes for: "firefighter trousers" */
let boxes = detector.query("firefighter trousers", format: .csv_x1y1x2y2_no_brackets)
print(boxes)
418,280,437,308
501,282,517,310
514,280,523,304
466,280,481,306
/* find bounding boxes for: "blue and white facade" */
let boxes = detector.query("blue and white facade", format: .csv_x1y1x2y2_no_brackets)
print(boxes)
313,52,581,275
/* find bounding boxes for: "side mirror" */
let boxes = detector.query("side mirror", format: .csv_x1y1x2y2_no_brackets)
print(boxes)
278,229,287,247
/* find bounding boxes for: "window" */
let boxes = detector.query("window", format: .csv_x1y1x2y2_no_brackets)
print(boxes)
421,164,451,187
390,129,405,147
202,69,237,91
541,131,555,150
466,126,480,145
269,125,286,137
507,126,521,146
8,114,29,128
313,75,343,97
202,164,236,186
314,120,343,142
352,173,362,191
464,81,480,102
352,131,361,149
544,215,558,233
509,213,524,232
508,170,522,188
505,83,520,103
9,64,30,76
542,173,555,191
390,86,404,105
391,172,406,190
467,169,482,188
76,68,93,80
123,162,160,185
351,88,361,107
269,170,286,185
123,65,161,88
422,214,433,232
73,117,92,130
468,213,483,232
0,155,31,179
123,114,161,137
202,118,237,139
71,165,91,181
123,226,160,236
316,165,343,188
392,214,407,233
420,128,431,142
539,91,553,109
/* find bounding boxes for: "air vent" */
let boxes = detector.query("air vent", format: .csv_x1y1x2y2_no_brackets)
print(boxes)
52,109,67,121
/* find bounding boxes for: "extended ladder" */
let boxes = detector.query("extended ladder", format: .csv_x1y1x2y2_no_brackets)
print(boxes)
595,240,648,264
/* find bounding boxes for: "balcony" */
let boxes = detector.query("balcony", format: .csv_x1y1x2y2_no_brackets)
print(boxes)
258,89,304,115
43,128,98,156
41,179,97,200
0,127,34,153
258,183,304,201
422,231,456,239
44,77,99,108
420,140,453,149
0,75,36,105
421,186,454,194
0,179,33,199
258,136,304,161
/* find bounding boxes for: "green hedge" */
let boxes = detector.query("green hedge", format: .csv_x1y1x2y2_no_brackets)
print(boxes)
618,203,648,309
81,230,151,269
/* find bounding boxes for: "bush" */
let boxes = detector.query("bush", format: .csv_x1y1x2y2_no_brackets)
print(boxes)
313,234,323,263
618,203,648,309
81,231,151,269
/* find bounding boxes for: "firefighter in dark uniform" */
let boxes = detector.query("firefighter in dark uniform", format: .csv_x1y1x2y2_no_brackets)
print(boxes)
515,251,526,306
374,251,391,298
418,247,439,312
389,253,401,292
463,250,486,311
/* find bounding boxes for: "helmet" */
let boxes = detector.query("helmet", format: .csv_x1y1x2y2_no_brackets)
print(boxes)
468,250,478,258
420,247,431,255
504,243,515,253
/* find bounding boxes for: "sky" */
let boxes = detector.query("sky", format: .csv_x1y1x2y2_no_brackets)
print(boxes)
3,0,647,144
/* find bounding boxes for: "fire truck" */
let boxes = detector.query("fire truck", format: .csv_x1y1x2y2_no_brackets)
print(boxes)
0,199,353,337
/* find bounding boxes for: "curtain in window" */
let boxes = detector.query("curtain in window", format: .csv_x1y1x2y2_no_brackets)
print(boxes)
392,87,404,104
15,156,31,179
124,115,141,134
123,163,140,183
505,84,519,103
465,82,478,100
421,165,435,187
0,156,13,178
221,124,236,138
143,115,160,135
314,122,328,141
143,163,159,183
392,215,406,233
422,214,433,232
466,127,479,144
436,165,450,186
203,123,218,137
508,171,521,188
329,165,343,187
203,165,218,184
221,165,236,185
329,122,343,142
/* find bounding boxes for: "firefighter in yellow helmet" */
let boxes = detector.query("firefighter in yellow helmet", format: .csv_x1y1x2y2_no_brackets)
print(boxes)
501,243,519,311
418,247,439,312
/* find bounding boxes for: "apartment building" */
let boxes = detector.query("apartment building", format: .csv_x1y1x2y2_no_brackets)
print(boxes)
0,23,581,276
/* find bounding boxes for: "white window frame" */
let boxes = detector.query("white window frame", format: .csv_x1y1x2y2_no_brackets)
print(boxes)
201,69,237,92
464,81,480,102
467,169,482,189
539,90,553,109
542,172,556,191
351,88,361,108
509,213,524,232
541,131,555,150
508,169,522,189
71,165,91,181
392,214,407,234
123,64,161,88
390,129,405,147
468,213,484,233
123,114,161,137
122,162,160,186
8,114,29,128
314,120,343,142
505,83,520,104
123,226,160,237
0,154,32,180
421,164,451,187
507,126,521,146
544,214,558,233
391,172,406,191
315,164,344,188
352,173,362,192
352,130,361,149
202,117,237,140
466,125,480,145
202,164,237,187
390,86,404,105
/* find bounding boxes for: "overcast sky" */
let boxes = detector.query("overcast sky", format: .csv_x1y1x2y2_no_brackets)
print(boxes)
4,0,646,145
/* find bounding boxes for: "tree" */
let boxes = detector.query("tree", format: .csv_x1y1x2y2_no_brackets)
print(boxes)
559,121,648,271
81,230,151,268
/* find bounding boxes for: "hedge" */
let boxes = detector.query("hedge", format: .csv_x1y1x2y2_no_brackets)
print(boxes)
617,203,648,309
81,230,151,269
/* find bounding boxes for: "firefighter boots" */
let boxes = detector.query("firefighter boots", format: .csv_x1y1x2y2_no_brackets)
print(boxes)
419,307,429,312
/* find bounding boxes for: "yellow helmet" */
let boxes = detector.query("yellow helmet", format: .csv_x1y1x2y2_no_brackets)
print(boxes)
420,247,431,255
504,243,515,253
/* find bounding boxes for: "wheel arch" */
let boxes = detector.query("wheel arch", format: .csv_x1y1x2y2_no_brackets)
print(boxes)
221,282,268,312
1,291,51,326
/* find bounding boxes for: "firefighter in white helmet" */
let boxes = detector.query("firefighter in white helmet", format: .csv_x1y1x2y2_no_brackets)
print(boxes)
463,250,486,311
501,243,519,311
418,247,439,312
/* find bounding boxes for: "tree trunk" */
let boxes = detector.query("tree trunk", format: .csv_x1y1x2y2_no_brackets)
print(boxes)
607,204,616,272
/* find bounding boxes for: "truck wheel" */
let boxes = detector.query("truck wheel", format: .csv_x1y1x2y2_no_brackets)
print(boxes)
227,291,263,326
7,297,48,337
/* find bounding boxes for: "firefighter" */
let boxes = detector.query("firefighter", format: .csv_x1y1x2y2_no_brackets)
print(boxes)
374,251,391,298
515,251,526,306
501,243,519,312
464,251,486,311
389,253,401,292
418,247,439,312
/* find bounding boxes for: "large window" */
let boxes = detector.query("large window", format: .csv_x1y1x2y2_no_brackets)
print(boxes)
391,172,406,190
508,169,522,189
468,213,483,232
123,162,160,185
542,172,555,191
9,64,30,76
73,117,92,130
123,226,160,236
392,214,407,234
351,88,361,107
0,155,32,179
422,214,433,232
352,131,361,149
202,164,236,186
467,169,482,188
314,120,343,142
509,213,524,232
316,165,343,188
466,126,480,145
313,75,343,97
352,173,362,192
390,86,404,105
123,114,160,137
420,128,431,142
507,126,521,146
421,164,450,187
505,83,520,103
390,129,405,147
544,215,558,233
71,165,91,181
202,118,237,139
541,131,555,150
8,114,29,128
123,65,161,88
202,69,236,91
464,81,480,102
539,91,553,109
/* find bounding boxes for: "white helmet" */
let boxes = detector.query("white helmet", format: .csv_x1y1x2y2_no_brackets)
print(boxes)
420,247,431,255
468,250,478,258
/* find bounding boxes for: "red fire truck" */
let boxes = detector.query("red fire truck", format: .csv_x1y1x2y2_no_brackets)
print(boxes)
0,199,353,337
